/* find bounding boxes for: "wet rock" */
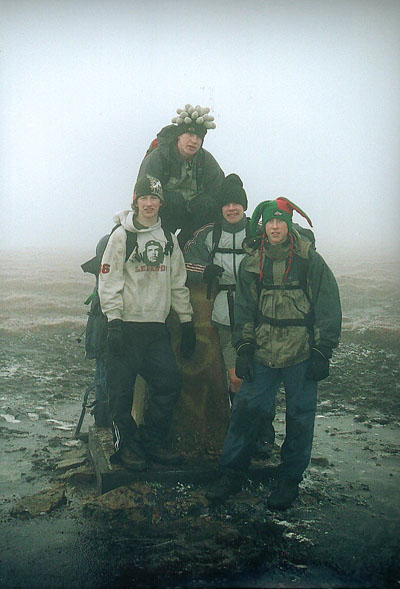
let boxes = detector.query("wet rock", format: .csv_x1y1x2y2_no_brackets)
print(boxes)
82,483,156,522
58,465,95,484
56,448,88,471
311,457,330,467
354,414,369,423
371,417,391,425
10,485,67,519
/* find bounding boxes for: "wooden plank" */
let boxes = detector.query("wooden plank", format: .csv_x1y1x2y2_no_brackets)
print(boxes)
88,426,219,495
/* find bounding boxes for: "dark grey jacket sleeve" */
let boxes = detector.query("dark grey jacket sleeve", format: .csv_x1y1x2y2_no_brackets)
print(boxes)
232,257,259,349
202,150,224,195
137,150,167,185
308,250,342,356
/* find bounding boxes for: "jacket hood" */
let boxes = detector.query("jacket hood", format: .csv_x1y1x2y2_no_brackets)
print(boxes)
112,210,161,234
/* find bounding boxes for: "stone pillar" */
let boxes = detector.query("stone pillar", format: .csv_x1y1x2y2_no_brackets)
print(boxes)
167,282,231,454
132,282,230,455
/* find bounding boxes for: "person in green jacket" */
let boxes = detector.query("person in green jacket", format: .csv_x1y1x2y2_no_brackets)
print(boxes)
206,197,342,510
137,103,225,246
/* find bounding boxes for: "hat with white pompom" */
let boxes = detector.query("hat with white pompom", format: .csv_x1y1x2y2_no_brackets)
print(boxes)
171,103,216,139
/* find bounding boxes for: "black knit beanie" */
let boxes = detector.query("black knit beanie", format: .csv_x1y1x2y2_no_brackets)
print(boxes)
133,174,164,205
218,174,248,210
175,122,207,139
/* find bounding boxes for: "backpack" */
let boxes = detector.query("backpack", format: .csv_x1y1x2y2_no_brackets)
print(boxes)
144,124,205,189
81,223,174,359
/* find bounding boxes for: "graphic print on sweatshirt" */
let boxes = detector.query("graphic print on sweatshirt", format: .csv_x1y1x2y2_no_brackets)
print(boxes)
131,238,168,273
142,240,164,266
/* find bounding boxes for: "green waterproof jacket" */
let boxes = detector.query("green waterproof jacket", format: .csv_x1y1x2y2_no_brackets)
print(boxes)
233,229,342,368
137,126,224,201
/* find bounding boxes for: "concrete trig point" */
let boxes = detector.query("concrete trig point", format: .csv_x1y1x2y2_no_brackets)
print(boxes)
88,282,231,494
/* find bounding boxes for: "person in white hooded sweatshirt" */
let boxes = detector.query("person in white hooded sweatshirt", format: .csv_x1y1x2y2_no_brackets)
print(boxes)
99,174,196,471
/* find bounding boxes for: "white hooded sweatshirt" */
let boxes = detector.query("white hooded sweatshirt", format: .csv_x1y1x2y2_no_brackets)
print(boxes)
98,210,193,324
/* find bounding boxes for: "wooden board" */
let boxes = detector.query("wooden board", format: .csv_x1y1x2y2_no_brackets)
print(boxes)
88,426,219,495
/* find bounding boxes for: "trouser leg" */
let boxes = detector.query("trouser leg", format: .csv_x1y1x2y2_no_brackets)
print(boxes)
187,193,219,231
93,355,111,427
160,191,188,233
140,325,182,442
105,328,141,445
219,362,281,474
278,360,318,482
178,193,220,247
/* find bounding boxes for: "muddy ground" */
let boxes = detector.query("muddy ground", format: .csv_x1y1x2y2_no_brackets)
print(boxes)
0,325,399,588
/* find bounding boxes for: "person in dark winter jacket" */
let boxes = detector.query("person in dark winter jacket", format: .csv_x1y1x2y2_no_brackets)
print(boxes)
137,103,224,245
98,174,196,471
206,197,342,510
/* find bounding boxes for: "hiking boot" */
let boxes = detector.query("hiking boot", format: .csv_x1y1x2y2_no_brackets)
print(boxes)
144,444,184,466
267,479,299,510
119,441,147,471
205,473,243,502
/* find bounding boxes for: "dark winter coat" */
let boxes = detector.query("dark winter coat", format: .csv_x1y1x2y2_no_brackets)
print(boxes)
137,127,224,202
233,229,342,368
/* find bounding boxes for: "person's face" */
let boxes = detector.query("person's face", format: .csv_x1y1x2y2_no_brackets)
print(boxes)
222,203,245,224
136,195,162,224
177,133,203,161
265,218,289,245
146,244,159,262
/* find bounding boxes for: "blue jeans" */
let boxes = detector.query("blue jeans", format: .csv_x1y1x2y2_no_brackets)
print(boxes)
219,359,318,483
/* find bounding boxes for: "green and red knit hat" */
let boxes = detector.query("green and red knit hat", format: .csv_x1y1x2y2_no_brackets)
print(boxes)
250,197,312,236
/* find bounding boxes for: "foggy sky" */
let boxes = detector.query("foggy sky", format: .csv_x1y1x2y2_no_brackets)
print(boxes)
1,0,399,256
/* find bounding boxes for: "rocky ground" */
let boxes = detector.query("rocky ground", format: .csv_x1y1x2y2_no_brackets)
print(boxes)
0,326,399,588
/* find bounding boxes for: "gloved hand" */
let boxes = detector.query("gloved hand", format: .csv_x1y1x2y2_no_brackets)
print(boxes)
180,321,196,359
107,319,125,357
235,343,255,382
306,347,330,381
202,264,224,284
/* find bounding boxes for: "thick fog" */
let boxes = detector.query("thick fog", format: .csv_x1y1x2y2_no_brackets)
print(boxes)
1,0,399,257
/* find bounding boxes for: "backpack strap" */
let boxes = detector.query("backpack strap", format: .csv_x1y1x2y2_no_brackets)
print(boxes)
209,220,223,260
210,217,251,261
195,148,205,189
256,251,310,302
125,230,139,261
161,223,174,256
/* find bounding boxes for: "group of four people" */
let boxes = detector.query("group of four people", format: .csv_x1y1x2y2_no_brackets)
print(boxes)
91,103,342,511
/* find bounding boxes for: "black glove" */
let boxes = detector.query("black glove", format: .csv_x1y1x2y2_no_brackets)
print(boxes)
107,319,125,357
202,264,224,284
180,321,196,359
306,347,330,381
235,343,255,382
